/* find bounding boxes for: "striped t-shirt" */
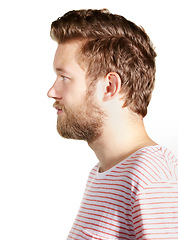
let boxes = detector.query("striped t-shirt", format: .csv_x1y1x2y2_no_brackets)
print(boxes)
67,145,178,239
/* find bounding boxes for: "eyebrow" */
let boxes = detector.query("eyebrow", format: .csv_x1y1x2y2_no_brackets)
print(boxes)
54,67,70,75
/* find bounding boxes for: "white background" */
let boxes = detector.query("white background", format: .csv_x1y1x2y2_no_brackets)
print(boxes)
0,0,177,239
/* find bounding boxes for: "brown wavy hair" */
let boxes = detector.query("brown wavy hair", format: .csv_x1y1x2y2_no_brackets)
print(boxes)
50,9,156,117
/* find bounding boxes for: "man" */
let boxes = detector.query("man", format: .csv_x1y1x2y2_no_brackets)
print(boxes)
48,9,178,240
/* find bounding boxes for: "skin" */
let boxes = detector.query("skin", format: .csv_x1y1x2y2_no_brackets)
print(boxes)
48,41,88,110
48,40,157,173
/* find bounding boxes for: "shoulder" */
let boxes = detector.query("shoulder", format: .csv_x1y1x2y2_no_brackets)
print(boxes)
118,145,178,190
136,145,177,180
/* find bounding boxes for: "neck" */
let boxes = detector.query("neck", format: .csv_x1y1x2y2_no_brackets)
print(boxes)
88,116,157,173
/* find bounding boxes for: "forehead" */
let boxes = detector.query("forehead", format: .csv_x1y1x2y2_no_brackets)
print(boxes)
53,41,82,70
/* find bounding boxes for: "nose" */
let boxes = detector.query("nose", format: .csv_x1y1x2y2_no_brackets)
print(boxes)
47,80,62,99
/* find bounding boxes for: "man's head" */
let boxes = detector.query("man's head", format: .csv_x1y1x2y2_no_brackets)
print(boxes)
48,9,156,142
50,9,156,117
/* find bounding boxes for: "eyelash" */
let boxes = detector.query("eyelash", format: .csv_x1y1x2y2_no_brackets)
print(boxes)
61,75,68,81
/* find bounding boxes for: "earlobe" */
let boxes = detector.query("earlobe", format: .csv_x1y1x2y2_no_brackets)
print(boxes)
103,72,121,101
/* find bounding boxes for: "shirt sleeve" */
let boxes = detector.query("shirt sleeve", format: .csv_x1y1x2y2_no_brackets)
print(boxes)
132,181,178,240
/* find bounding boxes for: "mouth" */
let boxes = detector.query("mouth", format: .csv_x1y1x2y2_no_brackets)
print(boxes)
56,108,63,115
53,102,64,115
54,106,63,115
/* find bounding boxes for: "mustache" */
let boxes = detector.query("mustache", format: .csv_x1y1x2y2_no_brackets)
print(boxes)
53,101,65,110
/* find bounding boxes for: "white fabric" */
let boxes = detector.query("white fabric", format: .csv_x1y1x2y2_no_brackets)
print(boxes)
67,145,178,239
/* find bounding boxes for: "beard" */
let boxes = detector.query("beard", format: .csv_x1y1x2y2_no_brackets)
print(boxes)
53,91,106,143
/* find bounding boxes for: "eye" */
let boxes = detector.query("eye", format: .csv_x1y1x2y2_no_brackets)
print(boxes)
61,75,69,81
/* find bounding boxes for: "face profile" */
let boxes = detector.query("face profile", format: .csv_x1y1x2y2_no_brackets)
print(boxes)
48,41,105,143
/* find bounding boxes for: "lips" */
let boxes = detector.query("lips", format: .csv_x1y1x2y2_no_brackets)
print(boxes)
53,101,64,115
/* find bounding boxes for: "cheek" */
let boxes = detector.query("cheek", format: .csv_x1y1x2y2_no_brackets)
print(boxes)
70,88,87,103
63,90,82,106
62,78,88,104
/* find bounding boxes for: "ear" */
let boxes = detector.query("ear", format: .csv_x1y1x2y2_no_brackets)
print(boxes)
103,72,121,102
